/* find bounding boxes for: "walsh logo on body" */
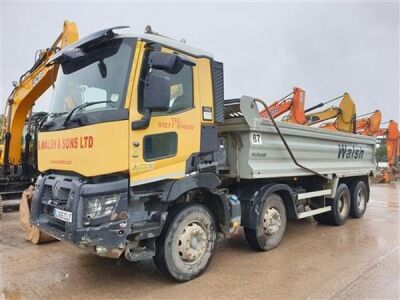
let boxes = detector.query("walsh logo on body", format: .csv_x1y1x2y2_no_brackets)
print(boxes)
338,144,364,159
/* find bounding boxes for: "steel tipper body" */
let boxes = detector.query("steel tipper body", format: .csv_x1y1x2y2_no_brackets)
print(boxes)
31,26,376,282
220,96,376,180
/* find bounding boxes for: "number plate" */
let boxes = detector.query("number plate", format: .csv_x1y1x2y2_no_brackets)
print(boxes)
54,208,72,223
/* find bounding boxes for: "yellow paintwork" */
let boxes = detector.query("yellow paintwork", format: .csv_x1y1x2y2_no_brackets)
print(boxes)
37,38,142,177
0,21,79,165
38,120,129,177
37,38,215,182
306,93,356,133
128,43,214,185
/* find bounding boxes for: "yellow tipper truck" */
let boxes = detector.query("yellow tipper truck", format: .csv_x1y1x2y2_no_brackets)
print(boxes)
31,26,376,281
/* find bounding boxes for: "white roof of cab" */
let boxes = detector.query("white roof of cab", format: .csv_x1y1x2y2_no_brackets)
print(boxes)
122,32,214,59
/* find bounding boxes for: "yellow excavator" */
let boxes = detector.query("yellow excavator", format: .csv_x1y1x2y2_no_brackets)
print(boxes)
305,93,356,133
258,90,356,133
0,21,79,216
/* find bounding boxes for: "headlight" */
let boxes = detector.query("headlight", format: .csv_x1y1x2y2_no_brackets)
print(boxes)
86,194,119,219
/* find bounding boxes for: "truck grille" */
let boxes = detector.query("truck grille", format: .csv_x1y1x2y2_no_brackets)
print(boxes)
39,180,74,230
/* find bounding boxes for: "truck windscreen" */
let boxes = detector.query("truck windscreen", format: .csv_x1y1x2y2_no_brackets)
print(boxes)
49,38,136,116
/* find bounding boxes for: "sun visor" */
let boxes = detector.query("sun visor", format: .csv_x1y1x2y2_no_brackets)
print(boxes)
47,25,129,65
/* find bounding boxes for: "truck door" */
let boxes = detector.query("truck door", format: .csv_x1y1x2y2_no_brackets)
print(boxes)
128,44,213,186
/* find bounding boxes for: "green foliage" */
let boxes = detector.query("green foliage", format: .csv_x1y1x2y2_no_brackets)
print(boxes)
376,139,387,162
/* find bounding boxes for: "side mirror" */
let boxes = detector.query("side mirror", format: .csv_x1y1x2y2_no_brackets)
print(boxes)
149,51,195,74
131,73,171,130
143,73,170,111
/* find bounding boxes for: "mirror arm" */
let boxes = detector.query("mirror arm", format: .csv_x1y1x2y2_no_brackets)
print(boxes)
131,108,151,130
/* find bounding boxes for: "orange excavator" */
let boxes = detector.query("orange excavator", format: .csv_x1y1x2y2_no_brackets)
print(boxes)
356,113,398,169
377,120,400,183
259,87,307,124
356,113,399,182
259,89,356,134
356,110,382,136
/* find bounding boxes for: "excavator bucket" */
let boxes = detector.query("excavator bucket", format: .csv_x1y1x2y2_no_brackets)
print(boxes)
356,110,382,136
335,93,356,132
61,21,79,48
287,87,307,125
259,87,307,125
309,93,356,133
368,110,382,134
20,186,58,244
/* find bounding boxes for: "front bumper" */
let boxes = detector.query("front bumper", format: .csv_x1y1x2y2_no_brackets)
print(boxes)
30,174,129,252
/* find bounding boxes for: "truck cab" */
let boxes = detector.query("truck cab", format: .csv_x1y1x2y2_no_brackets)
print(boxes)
31,27,229,281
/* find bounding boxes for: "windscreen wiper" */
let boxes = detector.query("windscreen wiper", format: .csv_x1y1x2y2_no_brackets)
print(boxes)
63,101,113,126
39,112,69,130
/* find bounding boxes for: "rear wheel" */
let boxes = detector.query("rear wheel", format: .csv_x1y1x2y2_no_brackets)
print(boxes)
325,183,351,226
349,181,368,218
153,204,216,282
244,193,287,251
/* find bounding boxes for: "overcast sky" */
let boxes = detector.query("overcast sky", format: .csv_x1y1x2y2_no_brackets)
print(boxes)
1,1,399,122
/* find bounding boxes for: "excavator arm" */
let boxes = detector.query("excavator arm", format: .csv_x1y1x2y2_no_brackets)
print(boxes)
385,120,399,168
306,93,356,133
260,87,307,124
0,21,78,178
356,110,382,136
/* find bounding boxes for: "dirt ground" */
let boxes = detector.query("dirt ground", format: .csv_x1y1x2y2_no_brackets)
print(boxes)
1,183,399,300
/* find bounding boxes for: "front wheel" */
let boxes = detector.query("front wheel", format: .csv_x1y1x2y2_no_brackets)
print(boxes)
153,204,216,282
244,193,287,251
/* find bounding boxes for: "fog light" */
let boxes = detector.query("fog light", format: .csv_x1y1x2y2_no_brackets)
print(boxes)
95,246,107,254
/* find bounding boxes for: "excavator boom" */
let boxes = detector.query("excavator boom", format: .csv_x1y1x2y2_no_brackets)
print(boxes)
0,21,78,178
306,93,356,133
386,120,400,168
260,87,307,124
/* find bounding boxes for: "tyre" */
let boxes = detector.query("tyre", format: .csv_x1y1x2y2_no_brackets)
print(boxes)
153,204,216,282
349,181,368,218
244,193,287,251
311,196,329,224
313,211,328,224
324,183,351,226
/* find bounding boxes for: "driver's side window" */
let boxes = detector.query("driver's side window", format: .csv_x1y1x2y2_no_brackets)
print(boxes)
138,50,194,115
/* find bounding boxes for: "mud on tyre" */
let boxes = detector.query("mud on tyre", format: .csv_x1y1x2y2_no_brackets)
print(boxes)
153,204,217,282
244,193,287,251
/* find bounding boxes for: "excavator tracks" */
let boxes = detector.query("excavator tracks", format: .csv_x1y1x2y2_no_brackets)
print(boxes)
0,189,24,217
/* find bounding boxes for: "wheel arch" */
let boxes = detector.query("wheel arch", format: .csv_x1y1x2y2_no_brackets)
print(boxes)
165,173,229,234
239,182,297,229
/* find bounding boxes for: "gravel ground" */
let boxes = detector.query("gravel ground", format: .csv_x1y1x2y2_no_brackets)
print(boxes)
1,183,399,299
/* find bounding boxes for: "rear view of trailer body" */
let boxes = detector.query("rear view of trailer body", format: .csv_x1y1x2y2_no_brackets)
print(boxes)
219,96,376,180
